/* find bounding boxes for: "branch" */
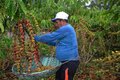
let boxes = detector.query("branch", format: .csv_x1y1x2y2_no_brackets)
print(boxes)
108,31,120,35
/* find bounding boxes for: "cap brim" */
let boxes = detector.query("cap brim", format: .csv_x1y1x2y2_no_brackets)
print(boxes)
51,18,57,22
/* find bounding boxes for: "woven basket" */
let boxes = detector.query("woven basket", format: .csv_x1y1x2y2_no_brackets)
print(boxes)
12,56,61,79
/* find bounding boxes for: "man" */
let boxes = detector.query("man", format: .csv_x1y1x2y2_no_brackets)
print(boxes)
34,11,80,80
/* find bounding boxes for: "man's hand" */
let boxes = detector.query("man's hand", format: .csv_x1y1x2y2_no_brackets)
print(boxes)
41,32,50,34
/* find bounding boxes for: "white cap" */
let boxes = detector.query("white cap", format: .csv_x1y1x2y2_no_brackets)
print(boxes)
52,11,69,22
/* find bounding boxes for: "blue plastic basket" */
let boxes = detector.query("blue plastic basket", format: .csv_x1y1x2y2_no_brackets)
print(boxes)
12,56,61,79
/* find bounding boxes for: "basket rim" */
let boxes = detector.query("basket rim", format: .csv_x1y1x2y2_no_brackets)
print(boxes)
12,63,61,75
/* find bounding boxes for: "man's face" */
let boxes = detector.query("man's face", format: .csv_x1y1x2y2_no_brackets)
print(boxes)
54,20,62,29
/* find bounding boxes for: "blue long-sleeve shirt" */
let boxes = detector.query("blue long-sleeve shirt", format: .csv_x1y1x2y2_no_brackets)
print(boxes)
34,24,79,61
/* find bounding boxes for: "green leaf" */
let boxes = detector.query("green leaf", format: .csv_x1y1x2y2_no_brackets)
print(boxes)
5,0,11,9
0,21,4,33
5,0,17,20
17,0,28,15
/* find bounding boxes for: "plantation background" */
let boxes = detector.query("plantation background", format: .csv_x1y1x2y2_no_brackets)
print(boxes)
0,0,120,80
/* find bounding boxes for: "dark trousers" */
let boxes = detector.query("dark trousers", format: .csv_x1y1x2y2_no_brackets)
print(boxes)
55,60,79,80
